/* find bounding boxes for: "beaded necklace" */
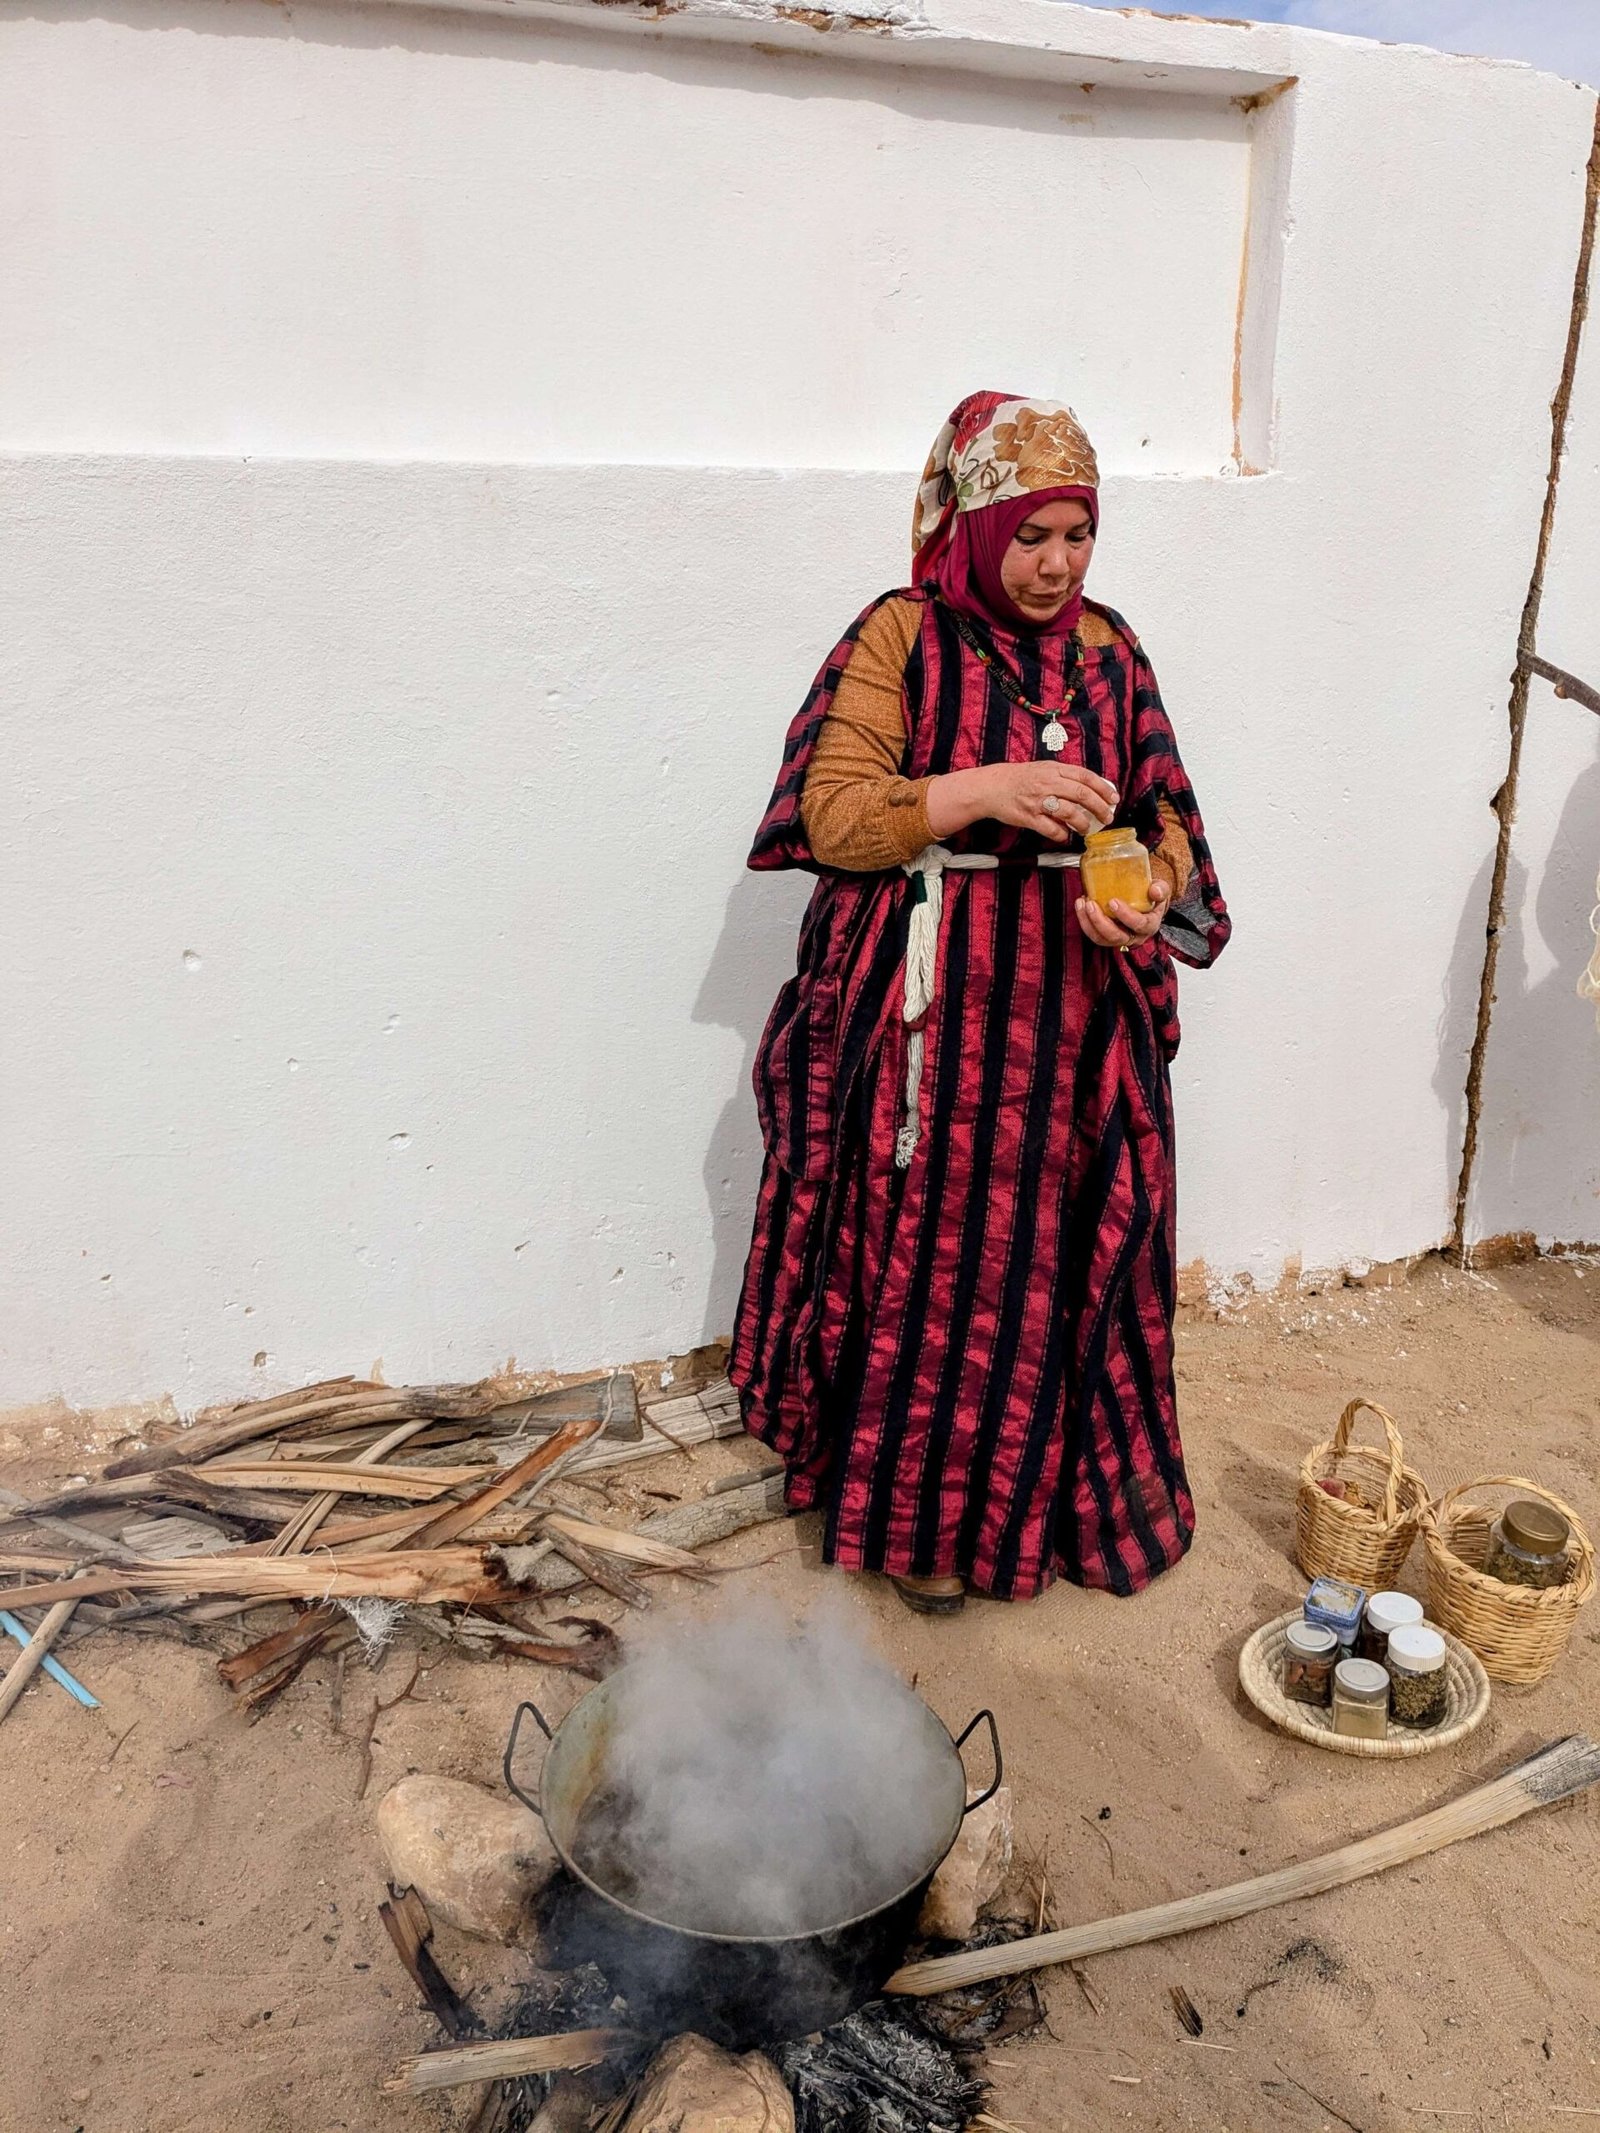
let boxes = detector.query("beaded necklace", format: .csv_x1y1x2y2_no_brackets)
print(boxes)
944,605,1083,755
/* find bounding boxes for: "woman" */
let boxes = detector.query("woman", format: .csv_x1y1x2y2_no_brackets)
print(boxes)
730,391,1229,1613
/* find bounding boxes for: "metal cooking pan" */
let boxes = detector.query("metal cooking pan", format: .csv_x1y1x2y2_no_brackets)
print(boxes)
503,1670,1000,2048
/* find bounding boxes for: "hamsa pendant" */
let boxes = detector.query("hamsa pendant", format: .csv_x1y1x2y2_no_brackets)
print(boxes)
1041,719,1068,754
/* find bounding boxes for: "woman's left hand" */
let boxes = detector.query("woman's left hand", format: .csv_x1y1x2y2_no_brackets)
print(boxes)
1076,879,1170,951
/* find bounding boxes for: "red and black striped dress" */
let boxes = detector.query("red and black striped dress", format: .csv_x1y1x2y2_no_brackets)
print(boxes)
730,590,1229,1600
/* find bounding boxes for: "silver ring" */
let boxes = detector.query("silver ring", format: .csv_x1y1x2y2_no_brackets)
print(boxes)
1041,796,1061,815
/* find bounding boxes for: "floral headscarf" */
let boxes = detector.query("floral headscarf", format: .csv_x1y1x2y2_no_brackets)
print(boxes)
913,391,1099,637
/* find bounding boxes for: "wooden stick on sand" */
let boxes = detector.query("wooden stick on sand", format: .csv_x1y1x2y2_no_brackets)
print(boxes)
0,1600,81,1725
887,1735,1600,1996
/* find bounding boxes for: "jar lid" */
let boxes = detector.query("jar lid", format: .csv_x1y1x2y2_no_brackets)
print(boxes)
1501,1498,1570,1558
1333,1657,1389,1702
1365,1592,1424,1635
1285,1621,1338,1657
1385,1624,1446,1673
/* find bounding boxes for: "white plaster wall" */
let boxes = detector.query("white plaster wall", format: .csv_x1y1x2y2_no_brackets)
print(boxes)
1469,244,1600,1250
2,1,1253,473
1,0,1596,1406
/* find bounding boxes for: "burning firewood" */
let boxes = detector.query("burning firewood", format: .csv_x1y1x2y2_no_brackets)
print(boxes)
385,2028,633,2094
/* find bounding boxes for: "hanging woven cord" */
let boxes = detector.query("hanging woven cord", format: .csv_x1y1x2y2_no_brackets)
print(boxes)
896,847,947,1169
894,846,1004,1168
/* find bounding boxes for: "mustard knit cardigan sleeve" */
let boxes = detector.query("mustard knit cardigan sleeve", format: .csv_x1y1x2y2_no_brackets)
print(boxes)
799,597,1195,893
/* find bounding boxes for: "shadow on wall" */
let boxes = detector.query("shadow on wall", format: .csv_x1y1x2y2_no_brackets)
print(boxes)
1439,732,1600,1243
692,868,812,1344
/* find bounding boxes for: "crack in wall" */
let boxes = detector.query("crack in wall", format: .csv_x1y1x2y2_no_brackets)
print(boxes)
1449,98,1600,1262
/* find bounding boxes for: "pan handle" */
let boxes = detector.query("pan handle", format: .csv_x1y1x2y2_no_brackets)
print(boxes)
503,1698,553,1817
954,1709,1003,1815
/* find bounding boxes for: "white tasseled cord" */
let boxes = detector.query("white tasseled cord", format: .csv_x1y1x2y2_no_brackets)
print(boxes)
896,845,950,1169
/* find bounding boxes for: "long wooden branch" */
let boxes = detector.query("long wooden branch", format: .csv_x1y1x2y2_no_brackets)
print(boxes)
531,1511,709,1576
0,1483,145,1566
396,1414,603,1554
35,1462,486,1517
105,1389,415,1477
1525,651,1600,716
0,1600,81,1724
194,1376,380,1426
886,1735,1600,1996
0,1547,514,1611
497,1473,788,1595
104,1372,630,1482
267,1418,433,1557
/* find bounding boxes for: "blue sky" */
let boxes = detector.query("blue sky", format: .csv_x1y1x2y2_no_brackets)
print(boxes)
1067,1,1600,87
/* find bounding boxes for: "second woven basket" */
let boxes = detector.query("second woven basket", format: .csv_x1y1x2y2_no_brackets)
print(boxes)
1423,1477,1595,1685
1294,1397,1430,1588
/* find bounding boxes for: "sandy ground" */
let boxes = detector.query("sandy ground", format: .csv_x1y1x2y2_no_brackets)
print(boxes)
3,1257,1598,2133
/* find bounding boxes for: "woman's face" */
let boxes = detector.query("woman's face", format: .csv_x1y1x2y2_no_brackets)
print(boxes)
1000,499,1096,623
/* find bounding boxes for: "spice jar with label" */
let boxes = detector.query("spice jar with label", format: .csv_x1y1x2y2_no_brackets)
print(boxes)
1282,1620,1339,1708
1385,1624,1450,1728
1304,1576,1368,1657
1079,828,1153,916
1484,1499,1573,1590
1357,1590,1424,1665
1331,1657,1390,1739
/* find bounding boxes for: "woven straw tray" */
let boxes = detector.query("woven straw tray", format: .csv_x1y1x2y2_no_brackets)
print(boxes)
1238,1610,1490,1759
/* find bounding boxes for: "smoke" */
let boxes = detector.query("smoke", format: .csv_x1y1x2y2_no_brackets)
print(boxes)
574,1600,962,1938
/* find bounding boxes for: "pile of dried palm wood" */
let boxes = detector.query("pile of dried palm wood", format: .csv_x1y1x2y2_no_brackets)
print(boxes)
0,1366,784,1719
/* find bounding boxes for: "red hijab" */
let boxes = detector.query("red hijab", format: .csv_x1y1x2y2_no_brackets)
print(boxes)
911,392,1101,637
919,485,1099,637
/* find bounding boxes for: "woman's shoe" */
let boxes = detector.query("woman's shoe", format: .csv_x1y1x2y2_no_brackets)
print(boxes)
891,1573,967,1616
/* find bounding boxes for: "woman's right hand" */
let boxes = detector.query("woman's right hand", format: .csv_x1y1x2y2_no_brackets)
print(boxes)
925,761,1119,845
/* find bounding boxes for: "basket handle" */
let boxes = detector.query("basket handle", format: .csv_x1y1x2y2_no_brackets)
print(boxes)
1430,1475,1595,1571
1330,1398,1404,1525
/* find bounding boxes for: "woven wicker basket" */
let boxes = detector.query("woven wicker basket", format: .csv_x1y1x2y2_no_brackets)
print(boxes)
1294,1398,1429,1588
1422,1476,1595,1686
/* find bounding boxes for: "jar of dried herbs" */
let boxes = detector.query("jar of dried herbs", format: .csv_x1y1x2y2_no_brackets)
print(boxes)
1357,1590,1424,1665
1283,1620,1338,1707
1385,1624,1449,1728
1485,1499,1572,1590
1331,1657,1389,1740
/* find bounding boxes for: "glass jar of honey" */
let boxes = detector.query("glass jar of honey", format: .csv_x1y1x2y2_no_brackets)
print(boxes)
1079,828,1153,915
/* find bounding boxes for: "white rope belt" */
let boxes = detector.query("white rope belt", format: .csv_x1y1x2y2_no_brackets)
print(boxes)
894,844,1081,1169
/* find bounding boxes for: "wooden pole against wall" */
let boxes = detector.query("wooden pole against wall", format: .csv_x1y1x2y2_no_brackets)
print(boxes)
1451,95,1600,1261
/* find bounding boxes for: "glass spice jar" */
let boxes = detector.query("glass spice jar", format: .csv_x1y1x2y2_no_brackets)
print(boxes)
1357,1590,1424,1665
1484,1499,1573,1590
1304,1576,1368,1657
1385,1624,1450,1729
1079,828,1153,916
1283,1620,1339,1708
1331,1657,1390,1740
